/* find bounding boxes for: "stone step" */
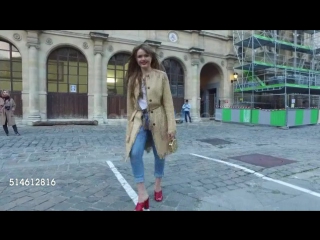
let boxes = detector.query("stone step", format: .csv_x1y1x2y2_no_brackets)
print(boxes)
31,120,98,126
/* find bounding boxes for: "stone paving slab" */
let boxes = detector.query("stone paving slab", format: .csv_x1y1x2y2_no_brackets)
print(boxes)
0,162,134,211
110,152,320,210
111,155,245,210
1,122,319,167
0,121,319,210
197,178,320,211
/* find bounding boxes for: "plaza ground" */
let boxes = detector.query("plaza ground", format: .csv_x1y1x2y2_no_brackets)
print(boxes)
0,121,319,210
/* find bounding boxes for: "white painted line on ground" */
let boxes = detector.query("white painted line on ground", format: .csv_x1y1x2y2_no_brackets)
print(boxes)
106,161,138,205
190,153,320,199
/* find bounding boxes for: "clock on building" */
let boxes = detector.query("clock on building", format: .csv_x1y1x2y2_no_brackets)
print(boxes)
168,31,178,42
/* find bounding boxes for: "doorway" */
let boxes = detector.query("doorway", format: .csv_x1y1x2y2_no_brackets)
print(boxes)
199,62,223,118
47,47,88,119
208,88,216,117
201,88,216,117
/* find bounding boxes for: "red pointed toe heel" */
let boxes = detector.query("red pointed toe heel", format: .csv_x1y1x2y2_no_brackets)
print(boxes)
134,198,149,211
143,198,149,210
154,190,163,202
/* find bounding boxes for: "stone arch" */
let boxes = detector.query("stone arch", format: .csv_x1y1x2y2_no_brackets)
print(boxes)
200,61,224,80
0,34,22,53
106,50,131,64
161,55,187,74
200,62,224,118
46,46,89,119
0,37,23,117
46,43,89,63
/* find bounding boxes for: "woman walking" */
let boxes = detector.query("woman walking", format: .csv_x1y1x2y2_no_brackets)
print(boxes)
125,44,177,211
0,90,20,136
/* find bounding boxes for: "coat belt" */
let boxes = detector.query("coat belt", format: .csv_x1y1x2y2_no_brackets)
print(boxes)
129,106,161,122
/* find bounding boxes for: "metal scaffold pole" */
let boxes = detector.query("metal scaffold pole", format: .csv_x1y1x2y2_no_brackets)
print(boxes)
251,30,254,109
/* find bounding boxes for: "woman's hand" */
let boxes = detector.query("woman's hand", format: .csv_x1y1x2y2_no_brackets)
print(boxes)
168,132,175,140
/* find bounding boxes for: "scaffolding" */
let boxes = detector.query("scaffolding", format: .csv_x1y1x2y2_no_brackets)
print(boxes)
232,30,320,109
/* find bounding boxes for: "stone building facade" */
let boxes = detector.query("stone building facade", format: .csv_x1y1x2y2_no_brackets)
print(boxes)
0,30,237,124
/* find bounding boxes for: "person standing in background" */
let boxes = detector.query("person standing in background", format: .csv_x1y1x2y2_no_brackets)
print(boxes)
182,99,191,123
0,90,20,136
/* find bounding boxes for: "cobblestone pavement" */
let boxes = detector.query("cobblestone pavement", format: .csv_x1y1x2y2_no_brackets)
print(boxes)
0,120,320,210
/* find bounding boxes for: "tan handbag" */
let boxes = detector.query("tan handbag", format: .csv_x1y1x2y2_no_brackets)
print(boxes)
169,138,178,153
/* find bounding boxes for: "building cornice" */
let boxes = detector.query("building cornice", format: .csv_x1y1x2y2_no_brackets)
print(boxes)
182,30,230,40
144,39,162,47
90,32,109,40
189,47,205,55
42,30,90,39
39,31,231,60
42,30,231,42
199,31,231,40
109,37,229,59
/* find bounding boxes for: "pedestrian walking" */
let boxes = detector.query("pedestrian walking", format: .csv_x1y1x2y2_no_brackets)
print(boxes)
125,43,177,211
0,90,20,136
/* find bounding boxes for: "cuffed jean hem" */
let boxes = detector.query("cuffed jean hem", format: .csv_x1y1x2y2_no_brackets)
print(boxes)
134,175,163,183
130,123,166,184
154,173,164,178
134,177,145,183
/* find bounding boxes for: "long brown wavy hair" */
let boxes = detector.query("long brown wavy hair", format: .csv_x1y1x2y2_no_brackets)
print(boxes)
126,44,165,99
1,89,11,99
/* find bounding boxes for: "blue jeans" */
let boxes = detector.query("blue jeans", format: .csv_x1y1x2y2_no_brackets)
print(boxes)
130,126,165,183
184,111,191,122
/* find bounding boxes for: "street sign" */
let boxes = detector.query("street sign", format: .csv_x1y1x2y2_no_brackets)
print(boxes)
70,85,77,93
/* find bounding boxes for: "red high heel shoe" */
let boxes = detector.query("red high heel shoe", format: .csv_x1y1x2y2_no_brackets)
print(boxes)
154,190,163,202
134,198,149,211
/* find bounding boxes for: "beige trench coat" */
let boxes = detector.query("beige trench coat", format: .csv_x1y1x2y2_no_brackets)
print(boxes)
125,69,177,161
0,97,16,126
